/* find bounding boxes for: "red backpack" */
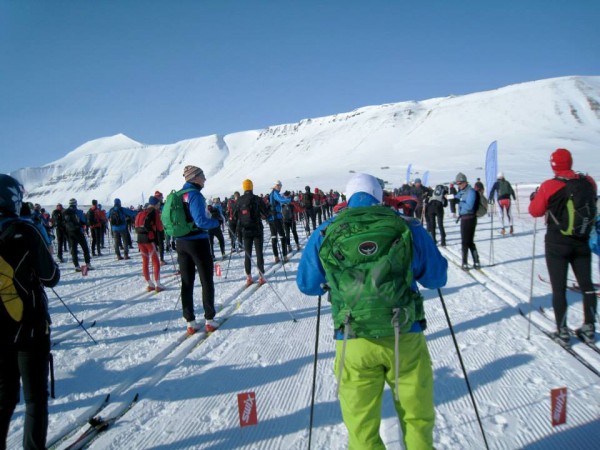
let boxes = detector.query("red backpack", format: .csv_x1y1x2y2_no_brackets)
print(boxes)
134,209,156,241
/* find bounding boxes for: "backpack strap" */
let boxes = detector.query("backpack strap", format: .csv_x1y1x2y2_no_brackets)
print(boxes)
0,218,17,245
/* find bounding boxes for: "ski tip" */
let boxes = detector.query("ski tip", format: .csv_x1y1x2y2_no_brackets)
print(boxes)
133,393,140,401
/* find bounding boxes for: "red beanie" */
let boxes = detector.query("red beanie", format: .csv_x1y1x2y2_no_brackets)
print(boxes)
550,148,572,171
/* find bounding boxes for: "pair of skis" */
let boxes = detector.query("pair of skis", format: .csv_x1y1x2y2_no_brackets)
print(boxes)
536,306,599,355
517,307,600,377
60,394,139,450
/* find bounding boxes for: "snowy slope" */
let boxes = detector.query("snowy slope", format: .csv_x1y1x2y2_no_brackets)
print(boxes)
6,198,600,449
10,76,600,206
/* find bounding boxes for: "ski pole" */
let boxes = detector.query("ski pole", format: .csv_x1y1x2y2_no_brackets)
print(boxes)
50,288,97,345
489,202,494,266
437,288,490,450
308,293,322,450
224,250,234,279
166,245,182,288
527,218,538,340
237,227,297,322
263,280,297,322
276,239,289,280
163,292,182,332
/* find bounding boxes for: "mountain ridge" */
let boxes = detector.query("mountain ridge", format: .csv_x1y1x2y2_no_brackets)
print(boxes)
12,75,600,206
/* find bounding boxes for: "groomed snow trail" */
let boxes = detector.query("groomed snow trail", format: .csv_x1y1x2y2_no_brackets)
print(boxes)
6,209,600,449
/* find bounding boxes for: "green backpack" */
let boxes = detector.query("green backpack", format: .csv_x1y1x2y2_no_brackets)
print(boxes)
162,189,196,238
318,205,424,338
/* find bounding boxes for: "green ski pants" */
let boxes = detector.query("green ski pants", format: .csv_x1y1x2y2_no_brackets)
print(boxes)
335,333,435,450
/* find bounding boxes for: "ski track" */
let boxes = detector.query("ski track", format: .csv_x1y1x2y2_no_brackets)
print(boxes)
6,213,600,449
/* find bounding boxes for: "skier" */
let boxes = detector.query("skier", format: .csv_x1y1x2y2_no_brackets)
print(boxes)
426,184,448,246
529,148,597,343
281,191,301,253
0,174,60,450
226,192,242,252
107,199,137,260
411,178,428,221
63,198,93,273
455,173,481,270
302,186,316,233
87,199,104,256
175,165,221,334
235,179,269,286
135,196,165,292
297,172,447,450
207,201,226,261
51,203,68,262
488,172,516,235
448,183,458,218
267,180,291,263
153,191,167,266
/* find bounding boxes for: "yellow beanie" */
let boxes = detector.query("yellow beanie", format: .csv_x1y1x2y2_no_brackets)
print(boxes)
242,179,253,191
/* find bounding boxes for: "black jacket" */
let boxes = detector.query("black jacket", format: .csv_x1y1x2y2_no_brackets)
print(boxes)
0,217,60,350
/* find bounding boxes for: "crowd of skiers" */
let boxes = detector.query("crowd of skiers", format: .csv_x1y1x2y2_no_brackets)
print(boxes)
1,147,598,450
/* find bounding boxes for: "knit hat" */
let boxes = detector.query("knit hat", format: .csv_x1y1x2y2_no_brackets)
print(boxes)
345,173,383,203
149,196,160,206
242,179,253,191
414,178,422,184
274,180,282,187
154,190,163,199
455,172,467,183
183,165,204,181
69,198,77,207
497,172,504,179
550,148,572,171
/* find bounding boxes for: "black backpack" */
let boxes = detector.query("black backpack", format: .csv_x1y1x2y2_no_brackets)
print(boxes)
237,195,260,229
303,192,313,208
281,203,293,222
110,208,124,226
63,208,81,232
551,175,597,238
86,209,97,226
52,210,64,228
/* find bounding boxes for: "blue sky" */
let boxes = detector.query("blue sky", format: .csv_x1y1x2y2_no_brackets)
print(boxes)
1,0,599,173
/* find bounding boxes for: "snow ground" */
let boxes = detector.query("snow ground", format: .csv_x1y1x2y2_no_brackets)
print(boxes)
6,202,600,449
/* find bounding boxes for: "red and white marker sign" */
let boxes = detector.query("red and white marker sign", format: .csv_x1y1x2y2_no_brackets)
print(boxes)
551,387,567,426
215,263,222,277
237,392,258,427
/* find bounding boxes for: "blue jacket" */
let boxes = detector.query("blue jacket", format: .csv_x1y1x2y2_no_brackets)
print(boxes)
268,189,291,222
590,214,600,256
296,192,448,334
456,184,477,216
108,199,137,232
177,181,220,240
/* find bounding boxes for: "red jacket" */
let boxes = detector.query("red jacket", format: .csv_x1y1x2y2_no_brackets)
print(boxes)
529,169,597,241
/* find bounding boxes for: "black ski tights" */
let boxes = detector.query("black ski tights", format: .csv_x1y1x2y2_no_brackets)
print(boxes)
460,216,478,265
176,238,215,322
545,240,597,328
0,348,49,450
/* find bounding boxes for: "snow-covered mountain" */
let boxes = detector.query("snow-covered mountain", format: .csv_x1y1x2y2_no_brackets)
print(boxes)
11,75,600,206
